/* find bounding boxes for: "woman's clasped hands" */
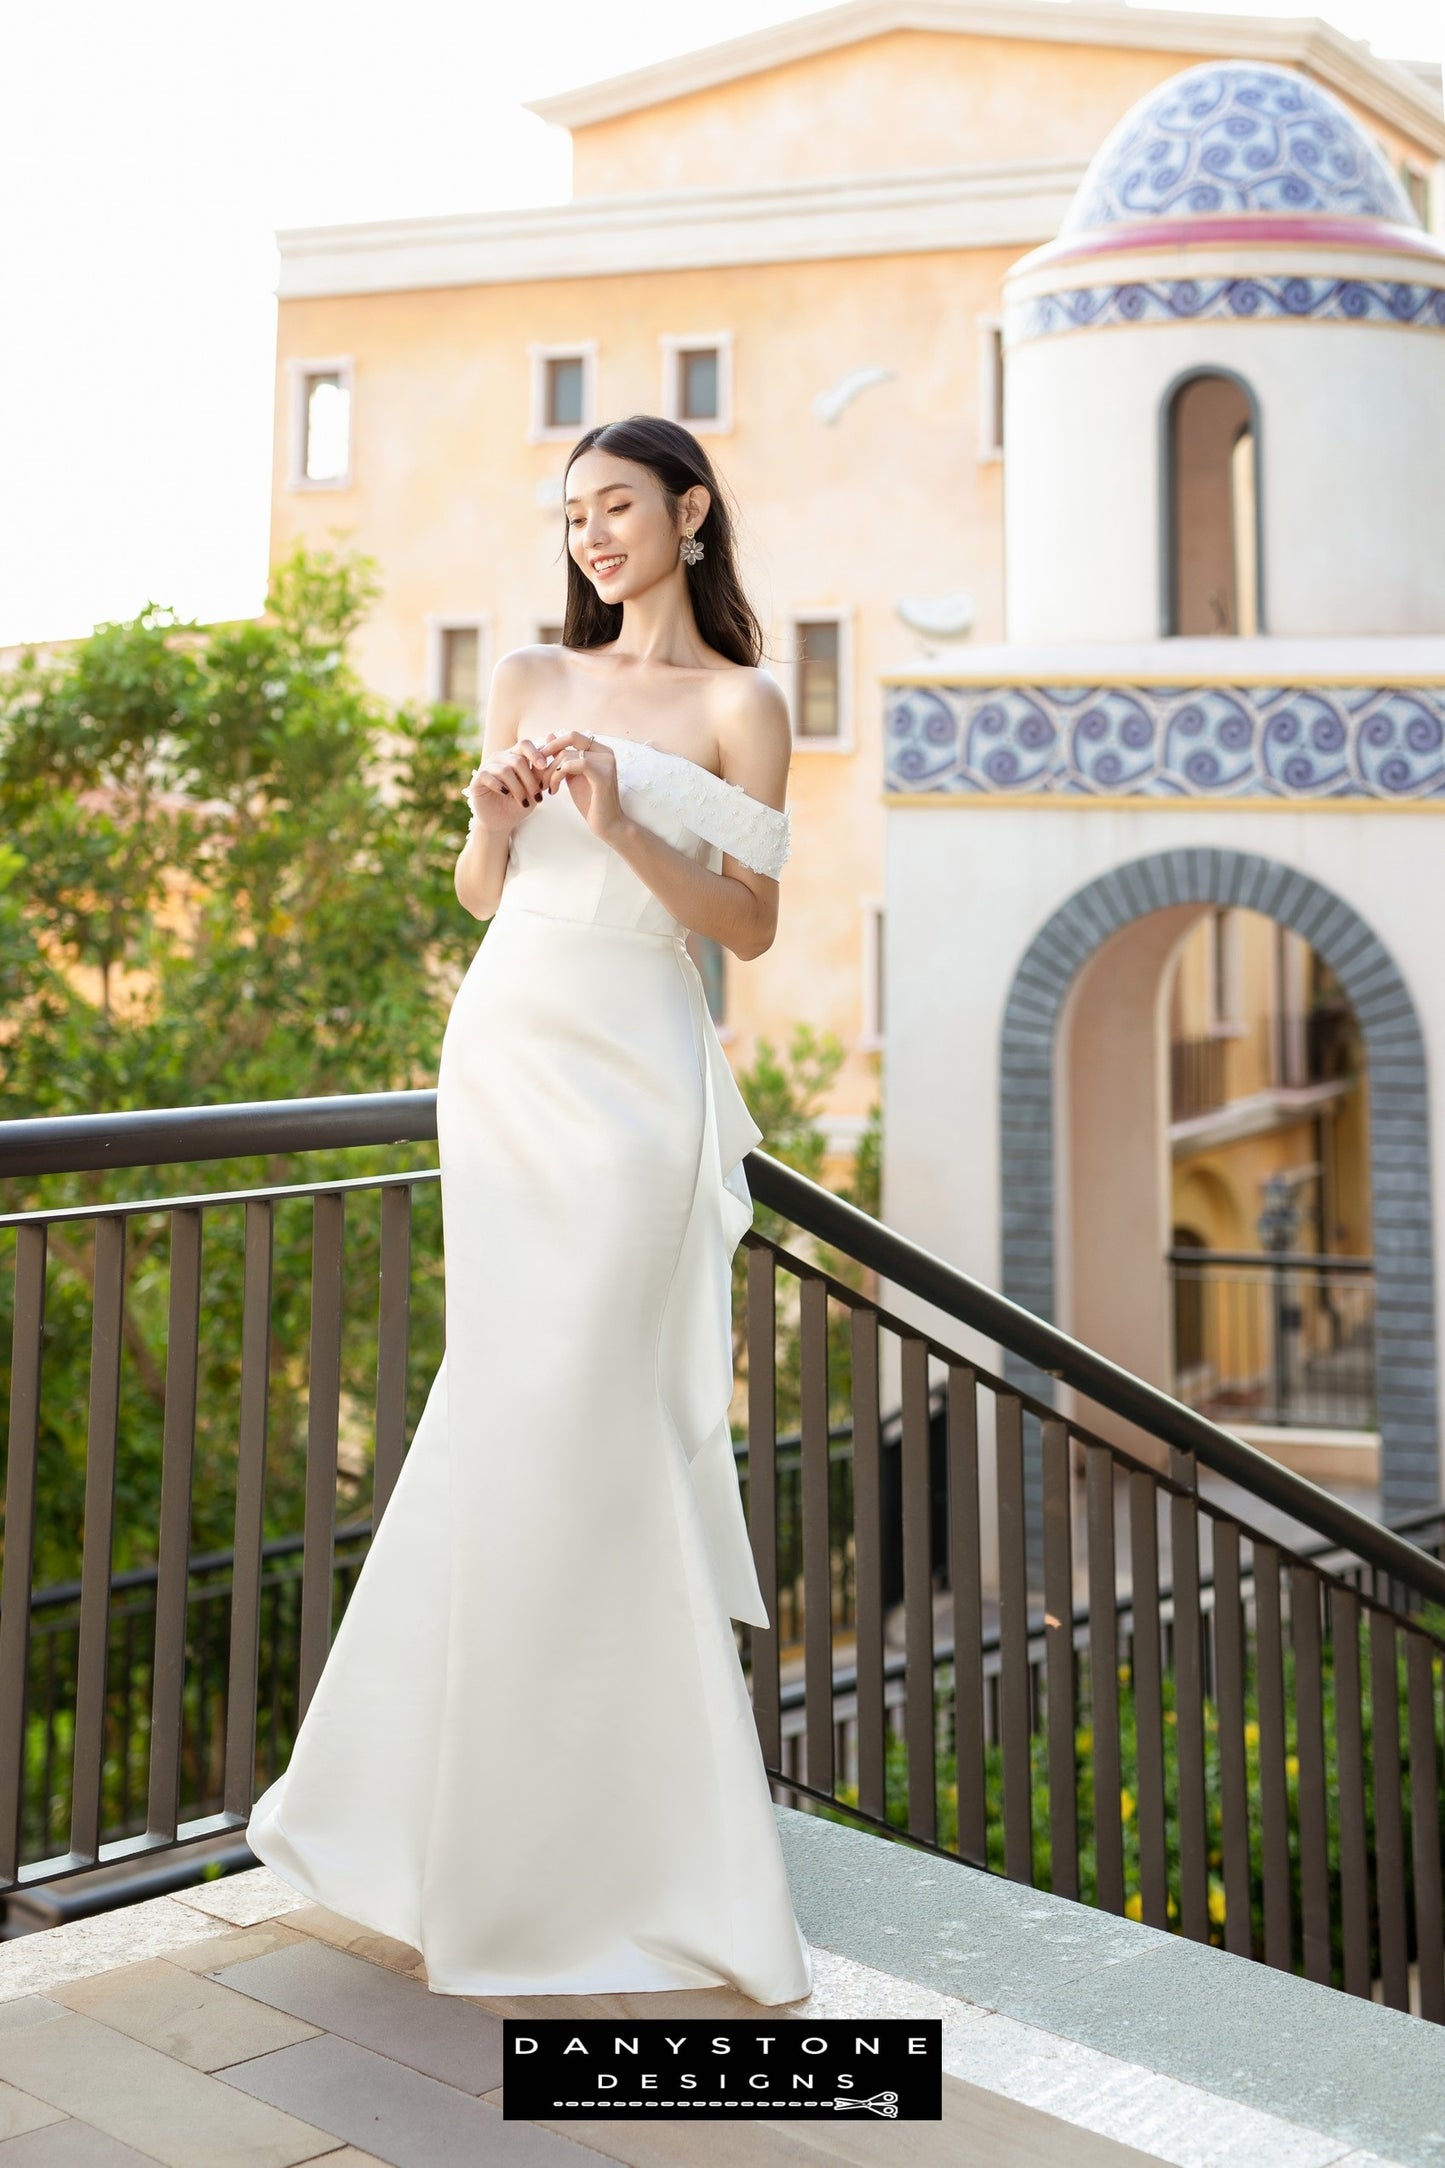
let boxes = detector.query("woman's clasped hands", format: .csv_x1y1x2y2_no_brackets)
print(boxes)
462,731,627,845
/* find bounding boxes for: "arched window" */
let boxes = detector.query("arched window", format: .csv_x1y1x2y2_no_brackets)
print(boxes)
1162,370,1263,637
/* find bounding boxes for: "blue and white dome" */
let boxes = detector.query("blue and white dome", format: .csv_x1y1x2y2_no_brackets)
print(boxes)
1061,61,1420,237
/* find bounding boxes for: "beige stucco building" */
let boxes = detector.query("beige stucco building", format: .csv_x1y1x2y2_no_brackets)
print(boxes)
268,2,1445,1160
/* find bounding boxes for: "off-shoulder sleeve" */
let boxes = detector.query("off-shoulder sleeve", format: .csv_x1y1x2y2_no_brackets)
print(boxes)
616,743,792,879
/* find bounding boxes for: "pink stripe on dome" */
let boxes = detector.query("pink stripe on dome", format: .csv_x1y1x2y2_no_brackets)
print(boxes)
1029,217,1445,272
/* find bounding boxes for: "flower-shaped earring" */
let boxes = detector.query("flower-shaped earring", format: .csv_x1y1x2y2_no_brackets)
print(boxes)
679,527,704,566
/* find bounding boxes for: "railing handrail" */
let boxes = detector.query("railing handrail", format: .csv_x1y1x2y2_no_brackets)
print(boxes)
4,1090,1443,1608
0,1092,438,1178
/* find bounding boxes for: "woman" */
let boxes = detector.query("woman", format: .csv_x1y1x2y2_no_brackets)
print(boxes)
246,414,813,2007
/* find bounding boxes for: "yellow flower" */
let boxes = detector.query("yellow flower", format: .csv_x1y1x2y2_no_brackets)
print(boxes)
1285,1756,1299,1780
1208,1884,1227,1924
1118,1664,1132,1684
1243,1721,1260,1749
1164,1710,1177,1726
1125,1892,1143,1920
1120,1788,1136,1822
1075,1727,1093,1756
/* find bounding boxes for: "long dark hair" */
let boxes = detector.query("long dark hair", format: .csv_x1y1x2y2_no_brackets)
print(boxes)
558,415,766,667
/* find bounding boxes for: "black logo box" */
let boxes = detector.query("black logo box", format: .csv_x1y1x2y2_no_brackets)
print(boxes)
504,2017,943,2121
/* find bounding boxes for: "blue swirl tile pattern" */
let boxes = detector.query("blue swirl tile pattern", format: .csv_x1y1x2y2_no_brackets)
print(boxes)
1061,61,1418,233
885,684,1445,801
1011,276,1445,344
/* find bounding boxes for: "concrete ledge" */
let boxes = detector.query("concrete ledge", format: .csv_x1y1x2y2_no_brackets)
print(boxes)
781,1803,1442,2168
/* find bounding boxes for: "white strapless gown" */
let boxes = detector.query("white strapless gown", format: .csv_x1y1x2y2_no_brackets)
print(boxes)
245,734,813,2006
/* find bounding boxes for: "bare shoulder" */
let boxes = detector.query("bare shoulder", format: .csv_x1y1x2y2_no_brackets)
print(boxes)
482,644,564,750
710,665,792,803
492,643,565,690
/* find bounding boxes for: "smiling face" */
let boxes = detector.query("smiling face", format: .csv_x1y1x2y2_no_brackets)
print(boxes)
564,449,709,601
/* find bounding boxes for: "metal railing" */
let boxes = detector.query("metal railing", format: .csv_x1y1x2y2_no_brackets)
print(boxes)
1,1093,1442,2020
1168,1248,1375,1431
1170,1034,1228,1121
1169,1004,1360,1125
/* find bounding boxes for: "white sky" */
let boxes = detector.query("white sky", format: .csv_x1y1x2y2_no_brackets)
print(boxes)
1,0,1440,649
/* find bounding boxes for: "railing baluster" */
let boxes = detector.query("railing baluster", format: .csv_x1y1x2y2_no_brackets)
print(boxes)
1291,1564,1331,1987
147,1207,202,1843
800,1274,833,1803
1041,1419,1077,1900
1086,1443,1123,1914
374,1182,412,1524
1407,1631,1445,2024
300,1192,345,1714
745,1243,781,1772
1169,1448,1208,1943
1214,1520,1252,1958
0,1223,47,1884
1129,1469,1167,1929
1254,1541,1291,1974
1369,1608,1409,2011
225,1198,274,1819
995,1393,1032,1884
850,1305,884,1828
948,1363,986,1870
1330,1585,1370,1998
71,1215,126,1865
901,1334,935,1845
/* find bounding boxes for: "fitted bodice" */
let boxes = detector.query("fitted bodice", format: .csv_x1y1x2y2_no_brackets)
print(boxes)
484,735,792,938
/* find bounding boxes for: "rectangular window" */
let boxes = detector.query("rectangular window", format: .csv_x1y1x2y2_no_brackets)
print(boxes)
861,899,884,1048
440,627,480,710
678,348,719,421
1210,907,1241,1029
978,321,1004,460
546,356,583,429
660,332,732,432
289,358,353,489
426,616,489,716
537,624,565,645
528,344,596,442
795,620,840,738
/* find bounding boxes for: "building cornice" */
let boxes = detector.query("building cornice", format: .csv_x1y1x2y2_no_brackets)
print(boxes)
523,1,1445,158
275,157,1086,300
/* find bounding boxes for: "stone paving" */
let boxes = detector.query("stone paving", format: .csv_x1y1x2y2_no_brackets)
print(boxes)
0,1809,1430,2167
0,1870,1133,2168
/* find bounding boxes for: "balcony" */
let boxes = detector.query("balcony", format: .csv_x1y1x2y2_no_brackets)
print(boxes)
1,1096,1443,2163
1170,1250,1376,1436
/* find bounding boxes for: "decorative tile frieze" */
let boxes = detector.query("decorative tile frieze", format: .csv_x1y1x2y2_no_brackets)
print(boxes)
885,682,1445,801
1008,275,1445,345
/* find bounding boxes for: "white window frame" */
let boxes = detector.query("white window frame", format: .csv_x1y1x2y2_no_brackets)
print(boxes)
785,607,854,753
533,620,567,647
425,613,492,722
859,897,884,1051
978,318,1004,463
288,356,354,491
527,341,597,443
659,331,733,434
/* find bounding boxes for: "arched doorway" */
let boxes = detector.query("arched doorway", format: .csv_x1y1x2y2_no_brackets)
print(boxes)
999,848,1436,1515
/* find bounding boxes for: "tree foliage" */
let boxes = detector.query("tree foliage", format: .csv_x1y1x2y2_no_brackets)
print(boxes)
0,549,480,1580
